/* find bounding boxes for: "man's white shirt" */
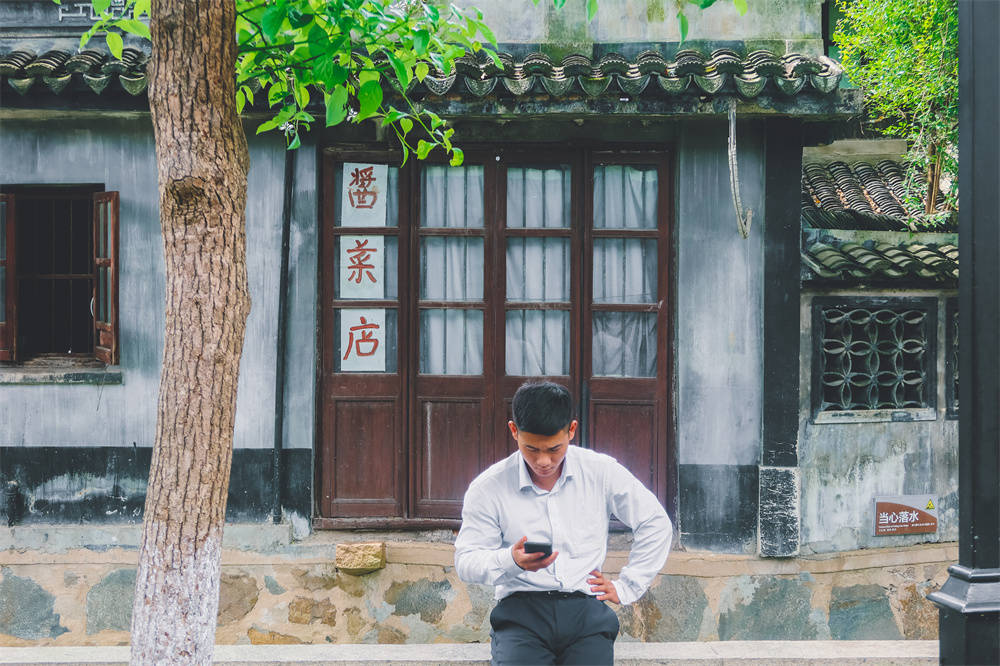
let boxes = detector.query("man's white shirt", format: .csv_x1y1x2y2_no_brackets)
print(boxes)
454,444,672,605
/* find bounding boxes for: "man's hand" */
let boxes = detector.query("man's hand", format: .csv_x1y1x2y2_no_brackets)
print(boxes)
587,569,620,604
511,536,558,571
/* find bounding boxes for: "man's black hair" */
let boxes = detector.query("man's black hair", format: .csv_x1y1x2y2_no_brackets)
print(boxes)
511,381,574,436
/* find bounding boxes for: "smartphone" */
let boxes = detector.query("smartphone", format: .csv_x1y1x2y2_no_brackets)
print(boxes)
524,541,552,557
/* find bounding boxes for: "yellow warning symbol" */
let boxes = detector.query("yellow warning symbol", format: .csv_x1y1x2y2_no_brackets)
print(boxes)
926,500,935,510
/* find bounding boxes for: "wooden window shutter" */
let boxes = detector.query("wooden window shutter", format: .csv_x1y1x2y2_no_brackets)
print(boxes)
0,193,15,361
93,191,120,365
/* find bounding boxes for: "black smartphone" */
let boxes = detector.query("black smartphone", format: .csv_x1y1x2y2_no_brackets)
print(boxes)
524,541,552,557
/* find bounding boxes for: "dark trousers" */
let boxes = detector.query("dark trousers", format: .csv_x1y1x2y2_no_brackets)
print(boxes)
489,591,620,666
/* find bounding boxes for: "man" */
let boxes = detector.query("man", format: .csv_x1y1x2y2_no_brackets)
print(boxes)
455,381,672,665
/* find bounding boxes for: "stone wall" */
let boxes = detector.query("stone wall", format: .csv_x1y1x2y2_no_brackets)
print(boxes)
0,527,952,646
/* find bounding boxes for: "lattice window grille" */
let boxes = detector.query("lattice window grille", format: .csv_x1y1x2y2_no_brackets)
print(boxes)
818,303,933,411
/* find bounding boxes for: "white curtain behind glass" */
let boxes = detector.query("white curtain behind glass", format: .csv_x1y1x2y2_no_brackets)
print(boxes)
592,165,659,377
505,166,571,376
420,166,485,374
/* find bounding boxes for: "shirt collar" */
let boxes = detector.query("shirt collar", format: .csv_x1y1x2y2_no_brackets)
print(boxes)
516,444,579,492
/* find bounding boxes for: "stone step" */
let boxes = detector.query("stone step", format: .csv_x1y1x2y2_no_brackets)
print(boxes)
0,641,938,665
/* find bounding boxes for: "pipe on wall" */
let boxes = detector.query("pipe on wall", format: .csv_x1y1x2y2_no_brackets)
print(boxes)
272,145,296,524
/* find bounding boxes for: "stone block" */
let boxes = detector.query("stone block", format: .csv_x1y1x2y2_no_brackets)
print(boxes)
620,575,708,641
336,542,386,575
247,626,304,644
0,567,68,639
86,569,136,634
829,584,902,640
217,573,260,626
759,466,800,557
718,576,819,640
385,578,451,624
899,584,938,640
288,596,337,626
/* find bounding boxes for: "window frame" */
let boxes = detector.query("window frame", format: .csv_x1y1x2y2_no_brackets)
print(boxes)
0,186,119,366
811,295,938,424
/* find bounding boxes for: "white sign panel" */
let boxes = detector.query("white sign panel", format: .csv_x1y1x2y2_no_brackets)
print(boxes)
339,235,385,300
340,308,386,372
341,163,388,227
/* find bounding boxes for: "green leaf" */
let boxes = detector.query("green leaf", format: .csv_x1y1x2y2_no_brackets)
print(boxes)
262,4,286,40
416,139,434,160
586,0,598,21
413,29,430,56
449,147,464,167
677,11,689,43
307,23,331,56
415,62,430,82
116,18,151,40
93,0,112,14
382,108,408,125
400,143,409,165
385,50,411,89
105,31,124,59
256,117,282,135
287,132,302,150
236,89,246,114
287,7,313,29
357,79,383,120
324,85,349,126
478,22,496,47
134,0,151,18
733,0,748,15
400,117,413,136
314,55,334,89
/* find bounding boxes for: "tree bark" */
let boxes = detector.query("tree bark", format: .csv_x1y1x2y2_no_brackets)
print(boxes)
130,2,250,664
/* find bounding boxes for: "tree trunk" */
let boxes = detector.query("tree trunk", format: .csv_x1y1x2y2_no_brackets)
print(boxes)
130,2,250,664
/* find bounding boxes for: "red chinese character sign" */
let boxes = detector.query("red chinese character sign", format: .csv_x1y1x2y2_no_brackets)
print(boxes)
341,163,388,227
340,309,386,372
873,495,938,536
339,235,384,300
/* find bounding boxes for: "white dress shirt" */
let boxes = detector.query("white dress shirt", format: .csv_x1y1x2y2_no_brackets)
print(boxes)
454,444,672,605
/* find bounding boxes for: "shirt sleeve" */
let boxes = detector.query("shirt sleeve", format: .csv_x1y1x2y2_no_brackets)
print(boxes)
606,461,673,606
454,481,524,587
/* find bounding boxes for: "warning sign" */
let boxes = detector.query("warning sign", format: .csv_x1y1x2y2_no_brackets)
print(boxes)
874,495,938,536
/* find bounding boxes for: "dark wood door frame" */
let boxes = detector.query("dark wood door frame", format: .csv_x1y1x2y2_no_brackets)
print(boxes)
316,144,677,528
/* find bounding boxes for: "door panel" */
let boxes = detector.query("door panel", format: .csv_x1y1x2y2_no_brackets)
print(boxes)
328,398,400,516
413,398,486,516
591,399,657,489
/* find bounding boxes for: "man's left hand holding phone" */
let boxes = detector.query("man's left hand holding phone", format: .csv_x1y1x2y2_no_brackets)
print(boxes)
512,535,558,571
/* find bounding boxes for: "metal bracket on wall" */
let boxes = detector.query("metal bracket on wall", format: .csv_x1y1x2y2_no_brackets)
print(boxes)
728,100,753,238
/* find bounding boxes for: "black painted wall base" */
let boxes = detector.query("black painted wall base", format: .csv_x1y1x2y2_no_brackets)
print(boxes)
0,446,312,524
678,463,758,552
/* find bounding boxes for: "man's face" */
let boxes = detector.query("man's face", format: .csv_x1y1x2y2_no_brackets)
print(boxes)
508,419,578,483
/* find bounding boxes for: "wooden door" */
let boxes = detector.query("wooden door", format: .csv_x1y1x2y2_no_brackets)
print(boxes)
410,155,498,518
320,150,409,518
492,150,584,461
581,153,673,505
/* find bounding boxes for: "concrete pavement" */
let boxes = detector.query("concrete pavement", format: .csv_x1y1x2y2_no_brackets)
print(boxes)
0,640,939,665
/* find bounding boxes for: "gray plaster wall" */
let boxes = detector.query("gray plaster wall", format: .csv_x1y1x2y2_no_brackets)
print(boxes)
676,120,765,467
0,116,317,452
456,0,824,54
798,289,959,553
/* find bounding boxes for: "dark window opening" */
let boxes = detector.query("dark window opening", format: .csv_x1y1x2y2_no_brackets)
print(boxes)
17,192,96,358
